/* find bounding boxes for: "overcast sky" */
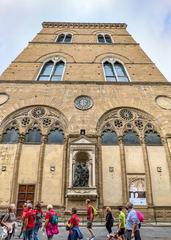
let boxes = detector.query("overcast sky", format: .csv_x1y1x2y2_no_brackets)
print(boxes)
0,0,171,81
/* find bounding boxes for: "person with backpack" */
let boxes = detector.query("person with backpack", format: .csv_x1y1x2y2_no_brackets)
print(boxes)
117,206,126,240
33,203,43,240
1,203,16,240
23,203,36,240
125,202,141,240
136,211,144,229
105,207,114,235
43,204,59,240
85,199,96,240
67,208,83,240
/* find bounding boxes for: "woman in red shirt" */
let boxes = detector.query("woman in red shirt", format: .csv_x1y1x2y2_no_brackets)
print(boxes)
43,204,59,240
67,208,83,240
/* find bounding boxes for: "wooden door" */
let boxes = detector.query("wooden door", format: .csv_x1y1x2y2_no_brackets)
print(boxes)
17,184,35,216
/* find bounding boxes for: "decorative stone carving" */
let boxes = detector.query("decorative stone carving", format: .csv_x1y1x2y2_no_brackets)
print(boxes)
74,95,93,110
0,106,68,135
119,109,134,121
156,95,171,110
0,93,9,106
31,107,46,118
97,107,160,140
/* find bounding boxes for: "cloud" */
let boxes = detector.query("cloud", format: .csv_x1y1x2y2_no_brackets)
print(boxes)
0,0,171,81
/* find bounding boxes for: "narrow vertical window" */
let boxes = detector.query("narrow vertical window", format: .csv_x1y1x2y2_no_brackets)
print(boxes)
25,128,41,144
38,61,53,81
103,61,129,82
98,34,105,43
105,34,112,43
57,34,65,43
47,129,64,144
114,62,129,82
38,60,65,81
103,62,116,81
56,33,72,43
98,34,112,43
65,34,72,43
51,61,64,81
2,128,19,144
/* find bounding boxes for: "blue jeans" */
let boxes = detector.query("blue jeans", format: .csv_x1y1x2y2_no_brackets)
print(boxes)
24,228,34,240
33,224,40,240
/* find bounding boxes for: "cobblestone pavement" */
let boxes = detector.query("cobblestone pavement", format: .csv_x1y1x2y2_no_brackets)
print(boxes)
8,226,171,240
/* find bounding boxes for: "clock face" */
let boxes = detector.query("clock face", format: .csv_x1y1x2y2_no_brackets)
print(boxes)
74,96,93,110
0,93,9,106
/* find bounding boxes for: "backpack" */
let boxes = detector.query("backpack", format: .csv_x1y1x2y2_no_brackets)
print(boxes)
137,211,144,222
35,211,43,226
50,214,58,225
91,206,97,216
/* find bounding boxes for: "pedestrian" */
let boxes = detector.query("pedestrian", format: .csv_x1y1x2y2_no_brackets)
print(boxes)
43,204,59,240
85,199,95,240
117,206,125,240
67,208,83,240
23,203,36,240
136,211,144,229
18,202,28,238
125,202,141,240
1,203,16,240
33,203,43,240
105,207,114,234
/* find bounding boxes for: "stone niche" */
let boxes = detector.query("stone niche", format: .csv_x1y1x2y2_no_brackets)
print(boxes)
66,136,97,209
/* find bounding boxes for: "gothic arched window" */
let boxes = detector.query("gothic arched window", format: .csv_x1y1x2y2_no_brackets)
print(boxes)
2,128,19,144
98,34,112,43
123,130,140,145
38,60,65,81
103,61,129,82
144,130,162,145
25,128,41,144
101,130,118,145
47,129,64,144
56,33,72,43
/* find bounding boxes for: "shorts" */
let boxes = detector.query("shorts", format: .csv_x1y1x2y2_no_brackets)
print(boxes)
118,228,125,236
87,220,93,229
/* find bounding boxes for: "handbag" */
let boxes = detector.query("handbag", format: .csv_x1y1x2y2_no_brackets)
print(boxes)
66,223,71,231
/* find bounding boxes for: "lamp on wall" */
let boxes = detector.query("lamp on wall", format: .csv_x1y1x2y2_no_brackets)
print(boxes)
2,166,7,172
80,129,85,135
50,166,55,172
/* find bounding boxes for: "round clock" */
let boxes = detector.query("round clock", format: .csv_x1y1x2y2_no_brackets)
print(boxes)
74,95,93,110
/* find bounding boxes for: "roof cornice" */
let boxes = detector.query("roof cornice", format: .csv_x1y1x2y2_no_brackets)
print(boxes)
42,22,127,29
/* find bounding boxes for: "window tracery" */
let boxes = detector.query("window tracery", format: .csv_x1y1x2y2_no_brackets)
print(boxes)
56,33,72,43
103,60,129,82
0,106,67,145
37,59,65,81
97,34,112,43
2,128,19,144
98,108,162,145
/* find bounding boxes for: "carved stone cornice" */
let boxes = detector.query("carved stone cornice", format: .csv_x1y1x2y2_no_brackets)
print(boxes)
42,22,127,29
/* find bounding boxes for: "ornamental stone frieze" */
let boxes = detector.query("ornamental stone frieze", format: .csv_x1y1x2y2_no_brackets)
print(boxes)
97,107,161,138
0,105,68,135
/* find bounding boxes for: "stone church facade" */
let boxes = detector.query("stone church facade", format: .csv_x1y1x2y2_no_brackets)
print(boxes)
0,22,171,220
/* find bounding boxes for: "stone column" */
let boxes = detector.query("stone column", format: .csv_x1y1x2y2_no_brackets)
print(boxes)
61,137,67,207
10,133,24,204
141,138,153,206
35,135,47,203
118,136,128,205
163,137,171,182
97,136,103,207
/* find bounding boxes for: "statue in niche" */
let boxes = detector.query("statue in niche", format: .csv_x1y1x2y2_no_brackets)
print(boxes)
73,162,89,187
